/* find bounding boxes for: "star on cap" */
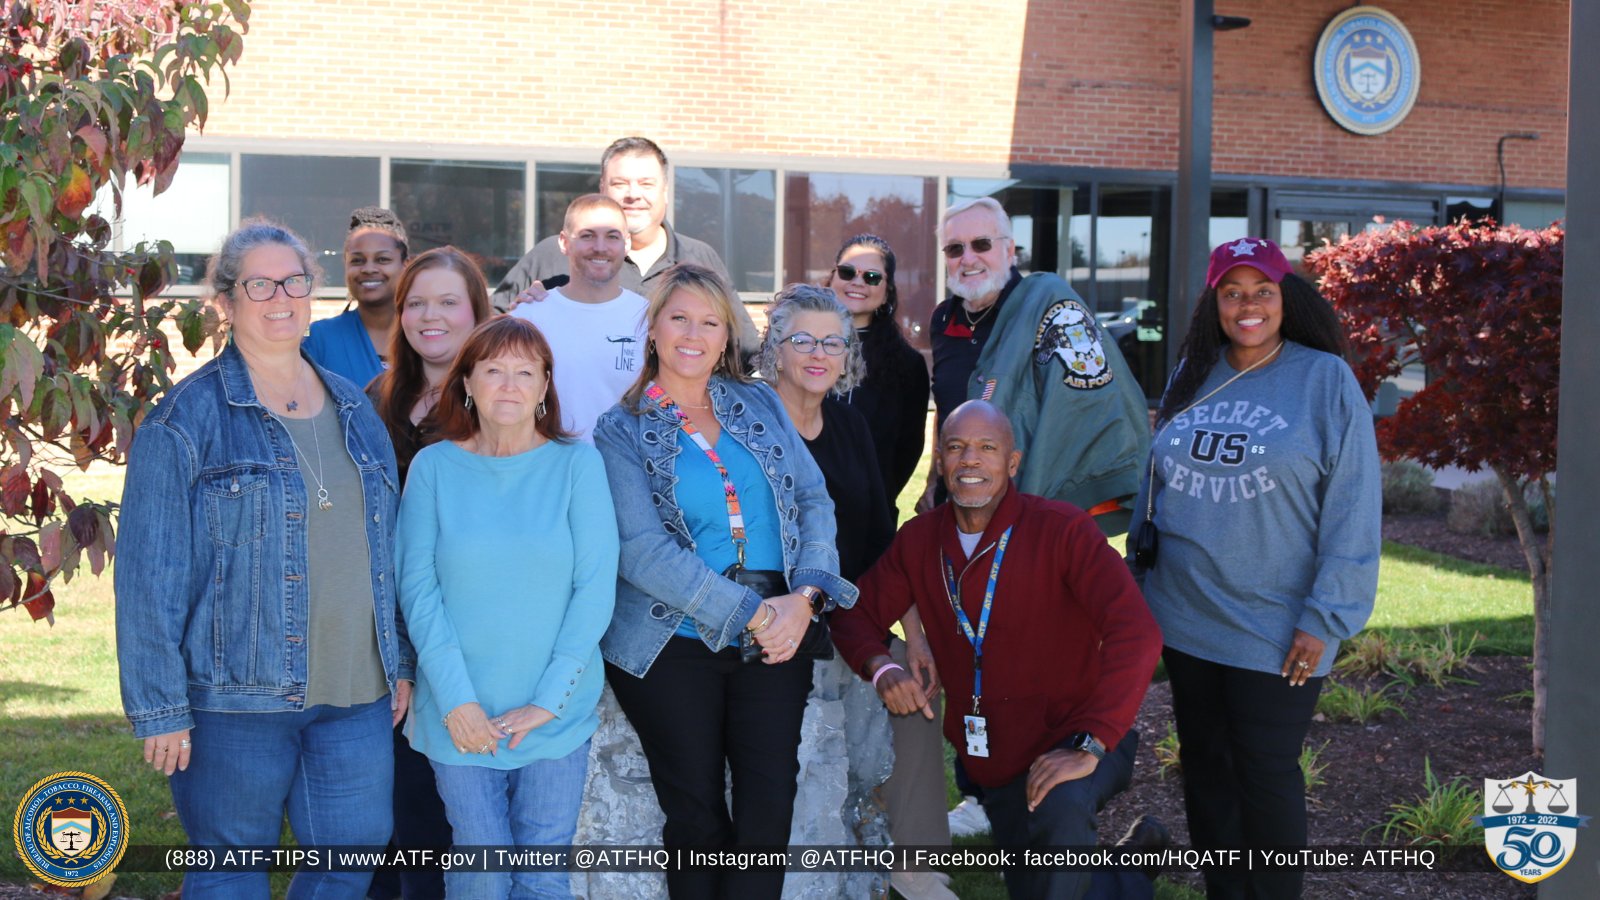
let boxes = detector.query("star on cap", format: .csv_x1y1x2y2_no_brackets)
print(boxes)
1227,239,1258,257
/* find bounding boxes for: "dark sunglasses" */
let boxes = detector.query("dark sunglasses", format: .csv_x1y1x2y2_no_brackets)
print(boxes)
941,236,1007,259
834,264,884,287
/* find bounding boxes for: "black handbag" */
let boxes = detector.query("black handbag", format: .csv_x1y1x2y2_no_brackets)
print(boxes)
725,565,834,664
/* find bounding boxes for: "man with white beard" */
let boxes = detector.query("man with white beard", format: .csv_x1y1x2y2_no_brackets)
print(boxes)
917,197,1149,537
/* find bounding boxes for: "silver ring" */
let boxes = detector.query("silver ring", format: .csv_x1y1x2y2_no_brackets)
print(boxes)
786,639,797,648
1296,661,1310,669
495,720,507,729
503,724,515,733
179,738,192,748
478,742,491,753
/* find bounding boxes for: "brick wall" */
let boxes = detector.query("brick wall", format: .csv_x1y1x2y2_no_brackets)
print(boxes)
198,0,1567,190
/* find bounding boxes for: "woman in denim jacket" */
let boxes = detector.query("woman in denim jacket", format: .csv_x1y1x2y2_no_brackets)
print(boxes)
116,221,411,900
593,264,857,899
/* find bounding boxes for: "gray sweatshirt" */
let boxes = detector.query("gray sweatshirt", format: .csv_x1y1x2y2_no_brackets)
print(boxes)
1134,341,1381,676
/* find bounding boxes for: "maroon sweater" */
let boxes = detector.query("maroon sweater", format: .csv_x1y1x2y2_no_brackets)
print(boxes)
831,485,1162,787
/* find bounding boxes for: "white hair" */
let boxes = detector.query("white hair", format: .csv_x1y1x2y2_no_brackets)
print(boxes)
938,197,1012,244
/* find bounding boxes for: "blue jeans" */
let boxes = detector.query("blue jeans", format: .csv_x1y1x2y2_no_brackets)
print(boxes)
430,738,590,900
170,697,395,900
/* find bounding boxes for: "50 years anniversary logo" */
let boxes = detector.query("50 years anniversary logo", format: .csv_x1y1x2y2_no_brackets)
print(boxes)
12,771,129,887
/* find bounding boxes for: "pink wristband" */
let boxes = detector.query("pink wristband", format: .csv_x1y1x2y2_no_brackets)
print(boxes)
871,662,905,689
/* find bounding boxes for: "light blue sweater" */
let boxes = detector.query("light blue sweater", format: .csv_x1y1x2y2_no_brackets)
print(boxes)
398,438,618,768
1134,341,1381,676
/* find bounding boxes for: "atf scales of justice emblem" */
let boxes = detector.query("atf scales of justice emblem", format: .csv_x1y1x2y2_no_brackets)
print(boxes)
1312,6,1421,136
1475,771,1590,884
1034,298,1112,390
13,771,130,887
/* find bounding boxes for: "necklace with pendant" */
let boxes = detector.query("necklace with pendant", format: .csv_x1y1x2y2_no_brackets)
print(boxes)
963,301,995,344
276,408,333,511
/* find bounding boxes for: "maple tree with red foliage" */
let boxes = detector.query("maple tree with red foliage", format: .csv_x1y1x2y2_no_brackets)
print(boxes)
0,0,248,622
1308,217,1562,755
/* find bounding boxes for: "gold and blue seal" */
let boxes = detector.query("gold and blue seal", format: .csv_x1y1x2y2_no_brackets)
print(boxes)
1313,6,1421,136
13,771,129,887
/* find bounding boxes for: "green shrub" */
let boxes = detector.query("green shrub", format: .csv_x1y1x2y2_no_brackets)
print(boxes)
1382,460,1443,513
1446,478,1551,536
1335,631,1403,678
1301,740,1332,794
1377,758,1485,846
1317,680,1406,724
1153,721,1181,780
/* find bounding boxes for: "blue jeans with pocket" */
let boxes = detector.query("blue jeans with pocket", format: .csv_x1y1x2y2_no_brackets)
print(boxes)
169,696,395,899
430,738,591,899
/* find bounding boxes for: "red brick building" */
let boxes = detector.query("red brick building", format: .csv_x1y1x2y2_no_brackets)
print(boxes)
117,0,1569,396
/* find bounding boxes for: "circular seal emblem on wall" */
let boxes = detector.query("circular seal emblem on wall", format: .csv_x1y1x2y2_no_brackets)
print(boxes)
1313,6,1421,136
13,771,129,887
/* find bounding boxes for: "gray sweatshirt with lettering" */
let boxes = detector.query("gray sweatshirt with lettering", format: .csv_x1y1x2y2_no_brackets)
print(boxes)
1132,341,1381,676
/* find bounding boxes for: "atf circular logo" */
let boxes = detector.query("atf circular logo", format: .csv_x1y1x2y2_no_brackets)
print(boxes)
1313,6,1421,135
13,771,129,886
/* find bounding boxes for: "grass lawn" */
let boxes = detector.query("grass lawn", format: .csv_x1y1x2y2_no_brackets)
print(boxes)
2,458,1535,898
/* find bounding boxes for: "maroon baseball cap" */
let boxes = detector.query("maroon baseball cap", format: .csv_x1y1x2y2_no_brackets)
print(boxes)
1206,238,1292,287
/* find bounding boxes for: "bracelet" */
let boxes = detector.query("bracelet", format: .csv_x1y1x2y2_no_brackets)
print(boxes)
749,601,776,634
871,662,905,689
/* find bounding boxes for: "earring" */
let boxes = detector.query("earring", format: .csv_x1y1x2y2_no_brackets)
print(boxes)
536,400,547,419
775,360,783,373
464,393,474,411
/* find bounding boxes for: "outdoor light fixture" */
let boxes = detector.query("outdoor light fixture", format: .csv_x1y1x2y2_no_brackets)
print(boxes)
1497,132,1541,223
1211,15,1251,30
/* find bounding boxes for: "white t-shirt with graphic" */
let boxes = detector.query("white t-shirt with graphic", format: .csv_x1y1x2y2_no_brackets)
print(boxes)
510,287,649,441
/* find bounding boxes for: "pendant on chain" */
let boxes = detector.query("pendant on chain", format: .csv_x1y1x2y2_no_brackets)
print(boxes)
317,487,333,511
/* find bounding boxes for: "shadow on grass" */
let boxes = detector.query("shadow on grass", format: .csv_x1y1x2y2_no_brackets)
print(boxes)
0,680,85,707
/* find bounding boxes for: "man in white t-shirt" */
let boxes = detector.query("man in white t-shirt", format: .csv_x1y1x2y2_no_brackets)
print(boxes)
511,194,648,440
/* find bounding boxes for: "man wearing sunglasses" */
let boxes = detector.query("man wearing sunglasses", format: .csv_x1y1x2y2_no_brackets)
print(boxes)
920,197,1149,538
489,136,759,356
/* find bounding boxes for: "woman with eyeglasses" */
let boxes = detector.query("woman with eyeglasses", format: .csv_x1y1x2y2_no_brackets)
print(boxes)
756,283,957,899
117,220,409,899
818,234,930,510
594,264,857,899
303,206,409,388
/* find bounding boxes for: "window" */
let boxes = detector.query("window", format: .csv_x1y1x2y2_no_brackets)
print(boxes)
391,159,525,285
91,152,230,285
240,155,380,285
1094,185,1171,398
783,173,938,347
533,164,600,244
674,167,776,293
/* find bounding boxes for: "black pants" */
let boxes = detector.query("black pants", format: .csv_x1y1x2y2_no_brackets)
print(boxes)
607,636,814,900
978,730,1150,900
1164,647,1324,899
368,724,452,900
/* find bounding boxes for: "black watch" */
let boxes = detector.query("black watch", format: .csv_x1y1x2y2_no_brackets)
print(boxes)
1067,731,1106,760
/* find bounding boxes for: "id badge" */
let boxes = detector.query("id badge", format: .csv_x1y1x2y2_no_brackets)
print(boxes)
964,715,990,758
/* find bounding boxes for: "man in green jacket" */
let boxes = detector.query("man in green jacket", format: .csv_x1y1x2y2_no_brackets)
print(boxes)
919,197,1149,536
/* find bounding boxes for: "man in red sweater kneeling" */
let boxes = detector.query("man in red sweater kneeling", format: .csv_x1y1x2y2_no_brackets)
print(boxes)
832,400,1165,899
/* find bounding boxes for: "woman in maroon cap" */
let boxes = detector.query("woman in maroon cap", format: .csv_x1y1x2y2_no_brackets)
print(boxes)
1132,238,1382,898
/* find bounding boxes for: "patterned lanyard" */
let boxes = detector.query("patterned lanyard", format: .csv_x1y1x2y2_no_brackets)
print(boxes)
941,526,1013,716
646,382,747,565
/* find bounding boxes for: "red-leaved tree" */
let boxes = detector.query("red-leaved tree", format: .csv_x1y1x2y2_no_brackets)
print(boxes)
1308,219,1562,755
1,0,248,622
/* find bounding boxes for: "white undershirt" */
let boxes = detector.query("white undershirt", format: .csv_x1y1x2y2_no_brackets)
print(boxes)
957,529,982,558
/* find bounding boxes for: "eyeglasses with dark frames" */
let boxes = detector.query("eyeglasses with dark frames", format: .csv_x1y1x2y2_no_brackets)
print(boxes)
228,274,314,302
783,332,850,356
941,236,1009,259
834,264,884,286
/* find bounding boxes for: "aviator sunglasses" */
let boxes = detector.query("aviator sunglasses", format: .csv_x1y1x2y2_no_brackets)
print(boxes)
941,236,1008,259
834,264,884,286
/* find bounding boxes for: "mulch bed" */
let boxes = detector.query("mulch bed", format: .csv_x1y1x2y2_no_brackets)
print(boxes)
1097,509,1539,898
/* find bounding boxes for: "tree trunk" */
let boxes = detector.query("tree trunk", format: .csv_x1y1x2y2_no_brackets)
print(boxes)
1496,467,1550,758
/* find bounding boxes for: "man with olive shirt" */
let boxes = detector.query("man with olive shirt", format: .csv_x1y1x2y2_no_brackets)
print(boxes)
918,198,1149,536
491,136,759,355
833,400,1163,900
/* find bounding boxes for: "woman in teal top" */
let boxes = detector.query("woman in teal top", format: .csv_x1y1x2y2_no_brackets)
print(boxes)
398,316,619,900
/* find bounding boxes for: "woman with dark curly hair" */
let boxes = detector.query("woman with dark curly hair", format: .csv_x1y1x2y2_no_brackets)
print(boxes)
1133,237,1381,899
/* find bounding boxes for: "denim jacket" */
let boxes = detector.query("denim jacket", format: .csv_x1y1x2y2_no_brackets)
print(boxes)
592,376,858,677
116,342,412,739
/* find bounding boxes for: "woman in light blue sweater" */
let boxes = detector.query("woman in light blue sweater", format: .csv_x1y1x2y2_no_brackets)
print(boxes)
399,316,618,900
1134,238,1380,899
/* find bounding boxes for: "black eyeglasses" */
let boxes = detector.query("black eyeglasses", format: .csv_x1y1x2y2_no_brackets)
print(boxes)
783,333,850,356
229,274,314,302
834,264,884,286
941,236,1008,259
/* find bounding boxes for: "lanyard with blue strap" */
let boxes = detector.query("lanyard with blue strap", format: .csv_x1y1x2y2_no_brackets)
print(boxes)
941,526,1012,717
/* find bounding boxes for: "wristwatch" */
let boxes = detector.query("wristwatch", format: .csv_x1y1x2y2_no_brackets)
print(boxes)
797,585,829,616
1067,731,1106,760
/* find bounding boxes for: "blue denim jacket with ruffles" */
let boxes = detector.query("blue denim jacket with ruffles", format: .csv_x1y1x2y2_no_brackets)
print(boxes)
115,342,413,738
592,376,858,677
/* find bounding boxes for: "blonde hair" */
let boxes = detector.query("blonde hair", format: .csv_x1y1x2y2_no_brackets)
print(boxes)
621,264,752,411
